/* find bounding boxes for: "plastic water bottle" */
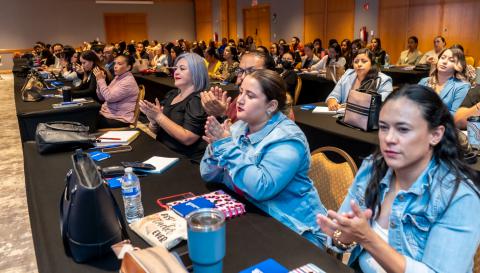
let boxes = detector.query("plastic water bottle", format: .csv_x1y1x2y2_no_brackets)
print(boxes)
121,167,144,223
384,54,390,68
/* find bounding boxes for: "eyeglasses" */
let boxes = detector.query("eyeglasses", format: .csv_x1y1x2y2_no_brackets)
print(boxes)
235,67,257,76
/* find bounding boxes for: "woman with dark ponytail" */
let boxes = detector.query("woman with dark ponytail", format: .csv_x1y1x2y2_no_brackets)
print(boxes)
317,84,480,273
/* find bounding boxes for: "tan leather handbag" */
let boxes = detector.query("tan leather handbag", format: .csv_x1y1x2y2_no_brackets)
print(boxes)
120,246,188,273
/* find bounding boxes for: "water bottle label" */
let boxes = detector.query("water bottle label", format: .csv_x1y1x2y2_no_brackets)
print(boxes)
122,187,139,197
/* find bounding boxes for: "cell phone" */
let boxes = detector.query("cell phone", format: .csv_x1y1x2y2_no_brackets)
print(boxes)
121,161,156,170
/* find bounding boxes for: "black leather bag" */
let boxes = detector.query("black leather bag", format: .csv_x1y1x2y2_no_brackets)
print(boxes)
35,121,95,154
341,77,382,131
60,149,129,263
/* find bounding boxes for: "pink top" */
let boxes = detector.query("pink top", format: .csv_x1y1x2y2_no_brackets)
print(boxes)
96,71,139,123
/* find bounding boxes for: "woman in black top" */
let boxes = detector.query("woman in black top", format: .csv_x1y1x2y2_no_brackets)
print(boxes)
139,53,209,161
279,51,297,98
370,37,386,65
72,50,111,101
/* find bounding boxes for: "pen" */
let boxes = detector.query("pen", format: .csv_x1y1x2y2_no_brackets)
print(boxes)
97,137,122,140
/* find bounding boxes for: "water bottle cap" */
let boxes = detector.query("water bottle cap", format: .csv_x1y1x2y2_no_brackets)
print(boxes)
125,167,133,173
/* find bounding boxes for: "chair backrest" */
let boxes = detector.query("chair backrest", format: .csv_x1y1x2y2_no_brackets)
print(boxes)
131,84,145,128
309,146,358,212
293,76,302,105
474,247,480,273
466,56,475,67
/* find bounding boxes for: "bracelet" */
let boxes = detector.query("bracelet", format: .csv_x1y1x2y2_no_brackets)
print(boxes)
333,229,357,250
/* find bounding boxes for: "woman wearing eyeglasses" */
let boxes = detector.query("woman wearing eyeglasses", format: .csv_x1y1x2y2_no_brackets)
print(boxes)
139,53,208,161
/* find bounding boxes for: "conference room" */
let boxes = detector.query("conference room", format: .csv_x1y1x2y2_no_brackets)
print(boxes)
1,0,480,272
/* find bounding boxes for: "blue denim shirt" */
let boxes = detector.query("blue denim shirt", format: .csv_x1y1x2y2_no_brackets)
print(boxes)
326,69,393,103
337,156,480,273
418,77,470,115
200,112,327,248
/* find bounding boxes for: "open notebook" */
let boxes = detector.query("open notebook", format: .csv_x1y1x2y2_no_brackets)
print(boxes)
94,130,140,147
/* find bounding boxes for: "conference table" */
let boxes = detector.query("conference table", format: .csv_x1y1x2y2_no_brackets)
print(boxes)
293,103,480,173
297,73,336,105
381,67,429,86
13,74,101,142
23,132,352,273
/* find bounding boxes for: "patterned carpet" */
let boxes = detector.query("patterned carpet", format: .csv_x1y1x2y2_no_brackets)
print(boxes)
0,74,38,273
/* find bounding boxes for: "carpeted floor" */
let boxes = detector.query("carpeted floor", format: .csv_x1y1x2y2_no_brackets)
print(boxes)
0,74,38,273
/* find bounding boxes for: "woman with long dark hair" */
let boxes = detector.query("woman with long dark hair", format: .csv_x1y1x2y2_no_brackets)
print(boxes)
72,50,112,101
418,48,470,114
370,37,387,65
318,84,480,273
326,48,392,110
212,46,239,82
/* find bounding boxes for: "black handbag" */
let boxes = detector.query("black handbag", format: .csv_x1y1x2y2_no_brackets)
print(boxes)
341,77,382,131
60,149,129,263
35,121,95,154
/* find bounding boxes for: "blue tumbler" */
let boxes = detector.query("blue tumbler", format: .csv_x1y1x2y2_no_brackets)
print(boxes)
186,208,226,273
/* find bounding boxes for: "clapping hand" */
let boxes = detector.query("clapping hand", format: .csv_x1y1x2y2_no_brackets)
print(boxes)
203,116,231,144
92,67,105,80
139,98,163,124
316,200,373,246
200,86,231,117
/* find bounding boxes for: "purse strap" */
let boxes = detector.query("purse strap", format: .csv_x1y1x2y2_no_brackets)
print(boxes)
357,76,382,94
60,169,74,256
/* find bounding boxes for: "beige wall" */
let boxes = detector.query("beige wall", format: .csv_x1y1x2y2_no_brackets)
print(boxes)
0,0,195,69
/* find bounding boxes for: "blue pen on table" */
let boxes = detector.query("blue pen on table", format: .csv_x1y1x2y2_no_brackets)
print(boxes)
61,101,80,105
87,144,121,151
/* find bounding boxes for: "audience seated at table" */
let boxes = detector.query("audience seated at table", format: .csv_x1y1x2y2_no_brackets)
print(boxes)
313,38,326,59
135,41,150,60
200,50,275,123
450,44,477,86
454,86,480,129
212,46,239,83
326,48,393,111
351,39,365,59
269,43,280,64
279,51,298,98
200,69,327,248
50,43,64,70
205,47,222,78
340,39,353,69
396,36,422,66
317,84,480,273
94,54,139,129
140,53,208,161
169,45,183,67
59,46,81,86
418,36,446,66
418,48,470,115
369,38,387,66
300,43,320,69
150,43,168,70
311,43,346,73
290,36,303,63
103,45,116,76
72,50,112,102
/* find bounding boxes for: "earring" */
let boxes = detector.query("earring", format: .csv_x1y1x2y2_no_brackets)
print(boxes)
266,110,271,116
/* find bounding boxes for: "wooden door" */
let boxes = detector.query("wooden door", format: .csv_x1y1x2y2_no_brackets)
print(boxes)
104,13,148,43
243,5,270,46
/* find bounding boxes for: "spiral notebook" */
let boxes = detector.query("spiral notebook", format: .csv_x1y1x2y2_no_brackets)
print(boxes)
164,190,246,219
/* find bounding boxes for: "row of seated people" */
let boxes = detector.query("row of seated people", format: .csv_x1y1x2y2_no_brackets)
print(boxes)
30,39,480,272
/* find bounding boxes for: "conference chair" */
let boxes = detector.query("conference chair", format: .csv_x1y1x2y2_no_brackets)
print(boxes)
98,84,145,131
309,146,358,212
293,76,302,105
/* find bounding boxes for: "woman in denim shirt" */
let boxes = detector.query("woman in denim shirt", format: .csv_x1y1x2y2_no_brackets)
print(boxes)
200,69,327,248
418,48,470,115
317,85,480,273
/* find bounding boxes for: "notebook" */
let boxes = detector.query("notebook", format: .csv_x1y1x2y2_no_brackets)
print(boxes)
171,197,216,217
94,130,140,147
135,156,179,174
239,258,288,273
289,263,326,273
166,190,246,219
